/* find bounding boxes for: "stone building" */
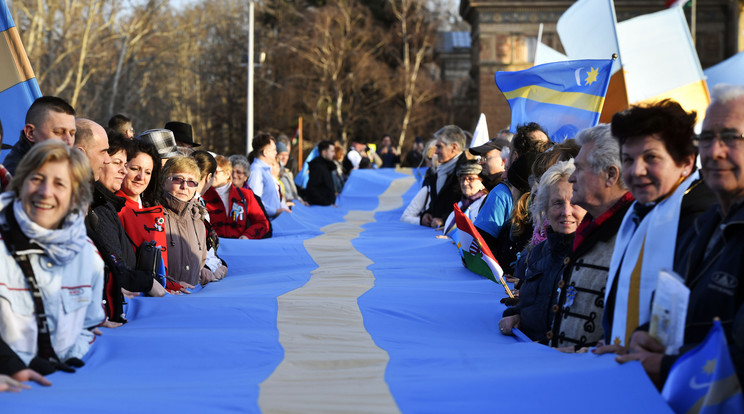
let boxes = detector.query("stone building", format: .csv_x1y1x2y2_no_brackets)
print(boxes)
459,0,742,134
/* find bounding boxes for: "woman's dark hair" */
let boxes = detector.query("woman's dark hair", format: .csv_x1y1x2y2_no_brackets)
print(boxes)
107,134,133,156
248,133,275,163
127,139,162,207
611,99,697,166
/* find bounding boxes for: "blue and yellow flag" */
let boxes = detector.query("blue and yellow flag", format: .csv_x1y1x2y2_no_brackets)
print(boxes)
662,320,744,413
495,59,612,142
0,0,41,149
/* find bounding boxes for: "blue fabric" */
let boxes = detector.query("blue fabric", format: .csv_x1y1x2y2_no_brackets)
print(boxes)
495,59,612,141
294,147,319,189
473,182,513,239
704,51,744,90
2,169,671,412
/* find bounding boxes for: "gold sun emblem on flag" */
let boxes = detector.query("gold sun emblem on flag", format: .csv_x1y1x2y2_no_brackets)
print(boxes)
585,67,599,86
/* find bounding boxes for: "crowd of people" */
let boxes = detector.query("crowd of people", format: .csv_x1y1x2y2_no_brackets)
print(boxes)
401,86,744,391
0,87,742,398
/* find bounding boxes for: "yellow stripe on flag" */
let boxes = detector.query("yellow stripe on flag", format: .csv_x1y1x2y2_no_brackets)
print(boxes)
0,27,35,92
503,84,606,113
635,79,710,124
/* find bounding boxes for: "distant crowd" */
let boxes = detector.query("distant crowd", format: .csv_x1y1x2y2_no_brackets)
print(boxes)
1,86,743,397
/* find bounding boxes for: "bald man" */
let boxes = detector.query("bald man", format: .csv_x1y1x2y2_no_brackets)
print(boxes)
74,119,111,181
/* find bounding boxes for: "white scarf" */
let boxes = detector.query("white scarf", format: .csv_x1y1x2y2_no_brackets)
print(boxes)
435,154,460,194
605,171,699,347
0,192,88,265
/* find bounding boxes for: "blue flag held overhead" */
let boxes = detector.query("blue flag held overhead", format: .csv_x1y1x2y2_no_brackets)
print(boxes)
495,59,612,142
662,319,744,414
0,0,42,150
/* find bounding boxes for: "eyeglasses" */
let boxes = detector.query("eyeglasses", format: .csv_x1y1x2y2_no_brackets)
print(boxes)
169,176,198,188
694,130,744,148
459,176,481,183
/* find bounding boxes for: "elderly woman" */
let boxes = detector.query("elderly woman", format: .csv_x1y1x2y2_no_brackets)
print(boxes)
228,154,250,189
498,159,586,342
161,156,208,286
599,99,715,350
0,140,104,378
440,161,488,237
202,155,271,240
248,133,291,218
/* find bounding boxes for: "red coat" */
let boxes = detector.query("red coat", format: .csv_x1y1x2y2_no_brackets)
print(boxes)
116,192,170,273
203,185,270,239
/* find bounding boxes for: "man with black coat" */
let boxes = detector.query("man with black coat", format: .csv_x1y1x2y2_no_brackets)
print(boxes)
305,140,337,206
420,125,468,228
79,126,165,325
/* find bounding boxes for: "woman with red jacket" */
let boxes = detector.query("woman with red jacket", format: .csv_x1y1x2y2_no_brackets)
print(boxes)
116,140,189,292
202,155,271,239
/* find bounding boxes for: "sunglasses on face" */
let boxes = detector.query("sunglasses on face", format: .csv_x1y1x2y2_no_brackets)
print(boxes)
169,176,199,188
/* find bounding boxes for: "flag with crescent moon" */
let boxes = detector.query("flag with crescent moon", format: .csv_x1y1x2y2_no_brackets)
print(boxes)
494,58,613,142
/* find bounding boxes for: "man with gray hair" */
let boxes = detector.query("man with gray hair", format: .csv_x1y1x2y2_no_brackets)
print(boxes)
548,124,634,351
421,125,468,227
616,85,744,387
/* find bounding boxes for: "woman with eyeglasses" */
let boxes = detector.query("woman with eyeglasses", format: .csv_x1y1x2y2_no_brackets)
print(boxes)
161,156,207,286
596,99,715,356
439,161,488,238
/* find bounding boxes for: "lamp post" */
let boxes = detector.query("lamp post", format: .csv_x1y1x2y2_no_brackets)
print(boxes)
246,0,255,155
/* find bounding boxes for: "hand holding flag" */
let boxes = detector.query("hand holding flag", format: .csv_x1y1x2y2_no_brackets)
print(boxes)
453,204,513,298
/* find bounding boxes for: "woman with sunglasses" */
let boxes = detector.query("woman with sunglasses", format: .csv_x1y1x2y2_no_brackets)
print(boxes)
161,156,207,286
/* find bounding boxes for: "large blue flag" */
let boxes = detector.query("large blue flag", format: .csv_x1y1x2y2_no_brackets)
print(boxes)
0,0,42,150
294,146,318,189
662,319,744,413
495,59,612,142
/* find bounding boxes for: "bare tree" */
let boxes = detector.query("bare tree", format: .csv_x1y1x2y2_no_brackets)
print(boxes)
389,0,438,152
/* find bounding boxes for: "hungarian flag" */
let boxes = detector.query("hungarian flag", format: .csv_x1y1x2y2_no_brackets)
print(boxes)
453,204,514,298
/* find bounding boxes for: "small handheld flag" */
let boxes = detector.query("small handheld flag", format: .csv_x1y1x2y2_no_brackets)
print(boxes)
495,58,613,142
662,319,744,413
453,204,513,298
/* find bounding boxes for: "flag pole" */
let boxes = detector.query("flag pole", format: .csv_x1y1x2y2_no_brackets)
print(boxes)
691,0,696,45
535,23,543,63
297,117,303,168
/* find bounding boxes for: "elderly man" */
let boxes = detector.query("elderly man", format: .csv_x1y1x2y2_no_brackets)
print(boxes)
545,125,634,351
3,96,76,174
609,86,744,389
421,125,468,227
469,137,508,191
74,119,111,181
